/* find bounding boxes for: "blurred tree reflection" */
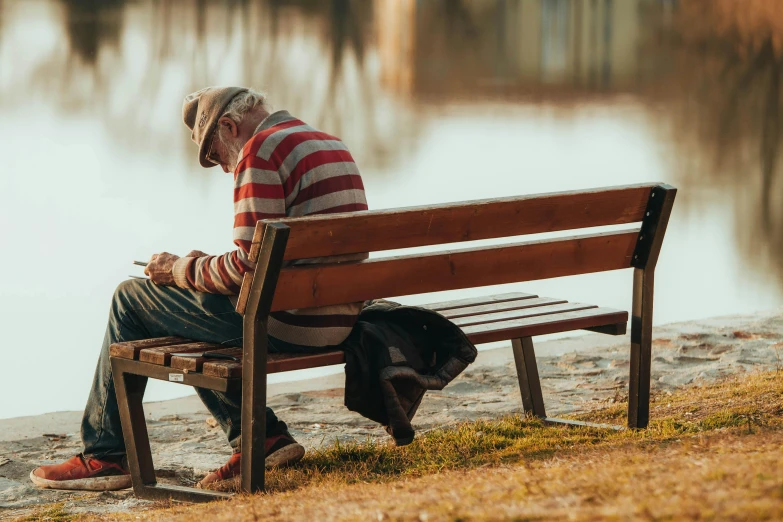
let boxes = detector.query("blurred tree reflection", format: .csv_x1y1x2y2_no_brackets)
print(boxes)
321,0,374,143
653,0,783,285
59,0,123,64
2,0,653,157
0,0,403,169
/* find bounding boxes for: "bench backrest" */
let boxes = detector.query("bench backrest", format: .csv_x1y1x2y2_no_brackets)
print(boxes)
237,183,676,315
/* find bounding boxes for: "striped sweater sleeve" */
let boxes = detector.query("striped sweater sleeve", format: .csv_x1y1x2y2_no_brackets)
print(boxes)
172,157,285,294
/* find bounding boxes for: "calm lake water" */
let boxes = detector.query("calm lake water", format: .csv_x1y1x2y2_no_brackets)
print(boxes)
1,0,782,419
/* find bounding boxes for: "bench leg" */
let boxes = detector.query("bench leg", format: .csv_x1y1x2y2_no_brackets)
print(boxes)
512,337,546,418
239,223,290,494
241,317,268,494
628,267,654,429
511,337,624,431
112,360,155,493
111,358,231,502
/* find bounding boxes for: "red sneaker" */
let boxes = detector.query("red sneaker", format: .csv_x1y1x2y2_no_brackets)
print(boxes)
30,454,131,491
198,432,305,487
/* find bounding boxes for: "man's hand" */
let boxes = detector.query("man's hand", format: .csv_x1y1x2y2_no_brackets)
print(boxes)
144,252,180,286
185,250,209,258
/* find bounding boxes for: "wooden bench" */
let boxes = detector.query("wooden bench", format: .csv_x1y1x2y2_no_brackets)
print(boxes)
109,182,676,502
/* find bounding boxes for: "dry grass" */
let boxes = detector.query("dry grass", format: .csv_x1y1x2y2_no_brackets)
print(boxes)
15,503,75,522
207,370,783,496
22,371,783,521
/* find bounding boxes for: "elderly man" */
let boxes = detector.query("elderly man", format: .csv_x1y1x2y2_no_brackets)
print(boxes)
30,87,368,491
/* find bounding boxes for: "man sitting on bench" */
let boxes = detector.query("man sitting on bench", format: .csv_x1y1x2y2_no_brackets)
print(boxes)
31,87,369,491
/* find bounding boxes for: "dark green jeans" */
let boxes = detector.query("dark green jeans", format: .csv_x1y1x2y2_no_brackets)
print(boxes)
81,279,312,459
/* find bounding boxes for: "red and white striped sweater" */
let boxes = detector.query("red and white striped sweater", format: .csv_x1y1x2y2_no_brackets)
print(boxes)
172,110,368,347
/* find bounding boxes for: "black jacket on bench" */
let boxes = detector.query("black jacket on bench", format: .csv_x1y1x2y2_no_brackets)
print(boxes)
339,300,478,445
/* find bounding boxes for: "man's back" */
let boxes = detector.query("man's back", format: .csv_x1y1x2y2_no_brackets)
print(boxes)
237,110,368,220
233,110,369,347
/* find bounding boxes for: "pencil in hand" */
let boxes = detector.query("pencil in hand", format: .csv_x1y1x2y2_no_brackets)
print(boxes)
131,260,149,280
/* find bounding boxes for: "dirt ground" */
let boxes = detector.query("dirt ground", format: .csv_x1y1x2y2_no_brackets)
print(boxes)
130,429,783,522
2,309,782,519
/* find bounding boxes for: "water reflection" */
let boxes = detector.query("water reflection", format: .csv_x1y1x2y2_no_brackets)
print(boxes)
380,0,653,101
651,0,783,289
0,0,779,292
2,0,783,418
0,0,664,166
60,0,123,65
7,0,771,292
2,0,781,308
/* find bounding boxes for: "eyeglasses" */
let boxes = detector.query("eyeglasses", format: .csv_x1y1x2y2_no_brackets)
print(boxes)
205,128,221,165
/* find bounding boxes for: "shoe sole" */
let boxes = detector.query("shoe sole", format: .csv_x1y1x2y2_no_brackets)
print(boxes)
29,471,132,491
265,442,305,468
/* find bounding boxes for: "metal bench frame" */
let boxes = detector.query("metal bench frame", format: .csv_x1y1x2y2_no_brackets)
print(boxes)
110,183,676,502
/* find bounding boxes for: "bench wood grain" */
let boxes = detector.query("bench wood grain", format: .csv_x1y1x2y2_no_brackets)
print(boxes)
139,343,218,366
110,337,189,360
269,230,638,311
249,184,653,262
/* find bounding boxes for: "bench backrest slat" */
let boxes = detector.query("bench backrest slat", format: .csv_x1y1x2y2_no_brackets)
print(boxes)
248,183,653,263
268,229,638,311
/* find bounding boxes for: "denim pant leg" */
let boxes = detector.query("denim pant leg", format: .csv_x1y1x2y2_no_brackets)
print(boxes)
81,279,284,459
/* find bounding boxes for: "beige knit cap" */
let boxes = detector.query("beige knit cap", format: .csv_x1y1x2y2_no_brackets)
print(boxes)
182,86,248,168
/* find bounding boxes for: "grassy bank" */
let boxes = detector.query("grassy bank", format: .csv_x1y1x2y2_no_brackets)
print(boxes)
20,371,783,521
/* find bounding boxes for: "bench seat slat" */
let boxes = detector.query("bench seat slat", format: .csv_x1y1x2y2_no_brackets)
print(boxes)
462,307,628,345
139,342,219,366
419,292,537,312
450,302,597,327
171,348,243,373
438,296,566,319
109,337,190,360
201,361,239,379
114,300,628,380
202,350,346,379
202,305,627,379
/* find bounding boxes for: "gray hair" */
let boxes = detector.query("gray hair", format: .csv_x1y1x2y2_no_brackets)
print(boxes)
221,89,270,124
216,89,271,159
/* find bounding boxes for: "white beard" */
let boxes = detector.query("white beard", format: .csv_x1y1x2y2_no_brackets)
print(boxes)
226,141,244,172
218,128,245,172
228,140,244,171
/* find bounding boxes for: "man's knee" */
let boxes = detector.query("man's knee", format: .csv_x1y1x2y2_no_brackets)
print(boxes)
112,279,148,311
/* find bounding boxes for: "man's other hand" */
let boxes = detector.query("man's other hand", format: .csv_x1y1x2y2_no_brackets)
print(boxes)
144,252,180,286
185,250,209,258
